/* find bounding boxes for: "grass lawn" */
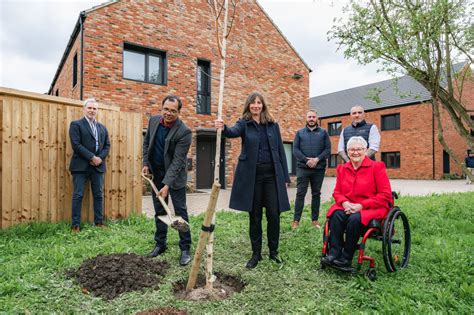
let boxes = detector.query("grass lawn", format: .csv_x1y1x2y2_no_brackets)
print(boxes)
1,192,473,313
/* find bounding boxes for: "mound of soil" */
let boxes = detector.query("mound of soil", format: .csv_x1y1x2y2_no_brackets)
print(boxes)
173,272,245,301
137,307,187,315
67,253,169,300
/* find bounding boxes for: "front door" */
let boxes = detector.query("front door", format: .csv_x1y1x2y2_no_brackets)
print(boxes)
443,150,450,174
196,136,225,189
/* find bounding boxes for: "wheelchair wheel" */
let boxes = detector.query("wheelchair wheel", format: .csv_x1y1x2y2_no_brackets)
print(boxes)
382,208,411,272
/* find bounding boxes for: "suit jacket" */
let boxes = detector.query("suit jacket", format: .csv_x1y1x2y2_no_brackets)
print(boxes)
223,119,291,212
69,117,110,173
143,115,191,190
326,157,392,226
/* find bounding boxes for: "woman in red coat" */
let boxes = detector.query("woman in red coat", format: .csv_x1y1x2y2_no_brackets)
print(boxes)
321,136,392,268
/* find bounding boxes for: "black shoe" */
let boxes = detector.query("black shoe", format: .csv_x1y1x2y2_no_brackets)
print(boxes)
321,254,338,265
147,245,167,258
269,254,283,264
333,257,352,268
246,255,262,269
179,250,191,266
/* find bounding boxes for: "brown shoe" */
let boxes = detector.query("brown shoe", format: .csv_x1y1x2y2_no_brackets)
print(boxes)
71,226,80,233
312,220,321,229
291,220,299,230
95,223,106,228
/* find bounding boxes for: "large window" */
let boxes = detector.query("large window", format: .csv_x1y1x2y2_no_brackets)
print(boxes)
72,53,78,88
470,115,474,136
197,59,211,114
381,113,400,131
123,43,166,85
329,154,342,168
382,152,401,168
328,121,342,136
283,142,296,175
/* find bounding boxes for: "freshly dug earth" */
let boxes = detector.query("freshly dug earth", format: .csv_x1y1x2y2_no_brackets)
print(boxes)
67,253,169,300
173,272,245,301
137,307,187,315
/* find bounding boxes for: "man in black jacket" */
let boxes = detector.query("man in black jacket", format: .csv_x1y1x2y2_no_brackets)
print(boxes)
69,98,110,232
143,95,192,266
292,110,331,230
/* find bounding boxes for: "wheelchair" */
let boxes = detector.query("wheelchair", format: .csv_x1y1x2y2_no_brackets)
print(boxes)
320,192,411,281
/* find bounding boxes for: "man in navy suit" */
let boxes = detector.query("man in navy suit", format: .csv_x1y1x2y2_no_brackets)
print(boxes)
69,98,110,232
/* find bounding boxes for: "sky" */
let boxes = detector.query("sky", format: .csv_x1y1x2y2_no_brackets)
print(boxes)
0,0,392,97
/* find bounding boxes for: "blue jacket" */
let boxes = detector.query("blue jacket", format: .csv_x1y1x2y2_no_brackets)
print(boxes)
223,119,291,212
293,126,331,169
69,117,110,173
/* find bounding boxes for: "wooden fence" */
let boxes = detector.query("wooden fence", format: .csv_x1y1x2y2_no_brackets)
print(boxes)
0,87,142,229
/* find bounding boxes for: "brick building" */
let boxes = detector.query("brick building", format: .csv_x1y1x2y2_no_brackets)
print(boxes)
310,64,473,179
48,0,310,189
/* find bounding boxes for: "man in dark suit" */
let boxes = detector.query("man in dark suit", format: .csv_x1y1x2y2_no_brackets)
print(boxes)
69,98,110,232
143,95,192,266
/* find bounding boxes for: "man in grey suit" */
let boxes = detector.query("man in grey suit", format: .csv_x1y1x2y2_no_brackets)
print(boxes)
143,95,192,266
69,98,110,232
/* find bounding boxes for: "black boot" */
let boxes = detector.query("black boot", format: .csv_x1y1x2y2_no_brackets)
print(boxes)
246,254,262,269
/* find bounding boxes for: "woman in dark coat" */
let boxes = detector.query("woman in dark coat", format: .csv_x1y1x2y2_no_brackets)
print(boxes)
215,92,291,269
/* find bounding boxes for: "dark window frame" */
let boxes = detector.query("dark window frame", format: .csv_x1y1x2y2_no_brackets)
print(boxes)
381,113,400,131
55,89,59,96
72,53,78,88
382,151,401,169
329,154,342,168
122,42,167,86
196,59,211,115
470,115,474,137
328,121,342,136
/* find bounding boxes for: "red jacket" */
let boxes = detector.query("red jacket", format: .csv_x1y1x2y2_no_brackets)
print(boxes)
327,157,392,226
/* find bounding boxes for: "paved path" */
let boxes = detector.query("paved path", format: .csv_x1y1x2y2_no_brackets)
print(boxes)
142,178,473,218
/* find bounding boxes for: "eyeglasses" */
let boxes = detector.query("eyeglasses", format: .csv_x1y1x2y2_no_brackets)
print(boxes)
162,108,179,115
348,148,365,153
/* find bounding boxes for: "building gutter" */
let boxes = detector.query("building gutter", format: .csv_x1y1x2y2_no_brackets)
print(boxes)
79,11,85,100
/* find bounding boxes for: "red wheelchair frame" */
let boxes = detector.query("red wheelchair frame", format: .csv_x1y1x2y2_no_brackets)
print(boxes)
321,192,411,280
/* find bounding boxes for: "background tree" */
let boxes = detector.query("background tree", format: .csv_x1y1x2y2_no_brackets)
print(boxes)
329,0,473,180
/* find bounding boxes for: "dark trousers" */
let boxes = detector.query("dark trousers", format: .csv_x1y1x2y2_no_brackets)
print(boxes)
249,163,280,256
151,168,191,251
328,210,364,260
294,167,325,221
71,167,104,227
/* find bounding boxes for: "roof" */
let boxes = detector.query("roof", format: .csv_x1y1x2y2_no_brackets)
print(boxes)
310,62,466,118
47,1,121,95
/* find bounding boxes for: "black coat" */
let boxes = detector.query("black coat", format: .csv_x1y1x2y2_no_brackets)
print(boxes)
143,116,191,190
69,117,110,173
223,119,291,212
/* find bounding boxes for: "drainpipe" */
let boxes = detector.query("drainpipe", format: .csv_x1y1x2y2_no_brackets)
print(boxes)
431,102,435,179
79,11,85,100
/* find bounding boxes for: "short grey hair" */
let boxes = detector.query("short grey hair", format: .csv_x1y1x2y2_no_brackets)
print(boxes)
83,98,97,108
350,105,364,113
347,136,367,149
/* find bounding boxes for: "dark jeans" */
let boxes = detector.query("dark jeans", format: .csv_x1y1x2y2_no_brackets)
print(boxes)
249,163,280,256
151,168,191,251
294,167,325,221
328,210,364,260
71,168,104,227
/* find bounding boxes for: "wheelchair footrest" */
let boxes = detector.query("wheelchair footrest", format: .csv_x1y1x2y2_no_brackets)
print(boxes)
321,259,357,274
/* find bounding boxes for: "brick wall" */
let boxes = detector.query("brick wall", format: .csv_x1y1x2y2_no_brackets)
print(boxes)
53,35,81,99
51,0,309,188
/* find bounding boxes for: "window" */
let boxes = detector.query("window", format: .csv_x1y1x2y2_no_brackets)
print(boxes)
381,113,400,131
329,154,342,168
123,43,166,85
55,89,59,96
197,59,211,114
328,121,342,136
72,53,78,87
283,142,296,175
382,152,400,168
